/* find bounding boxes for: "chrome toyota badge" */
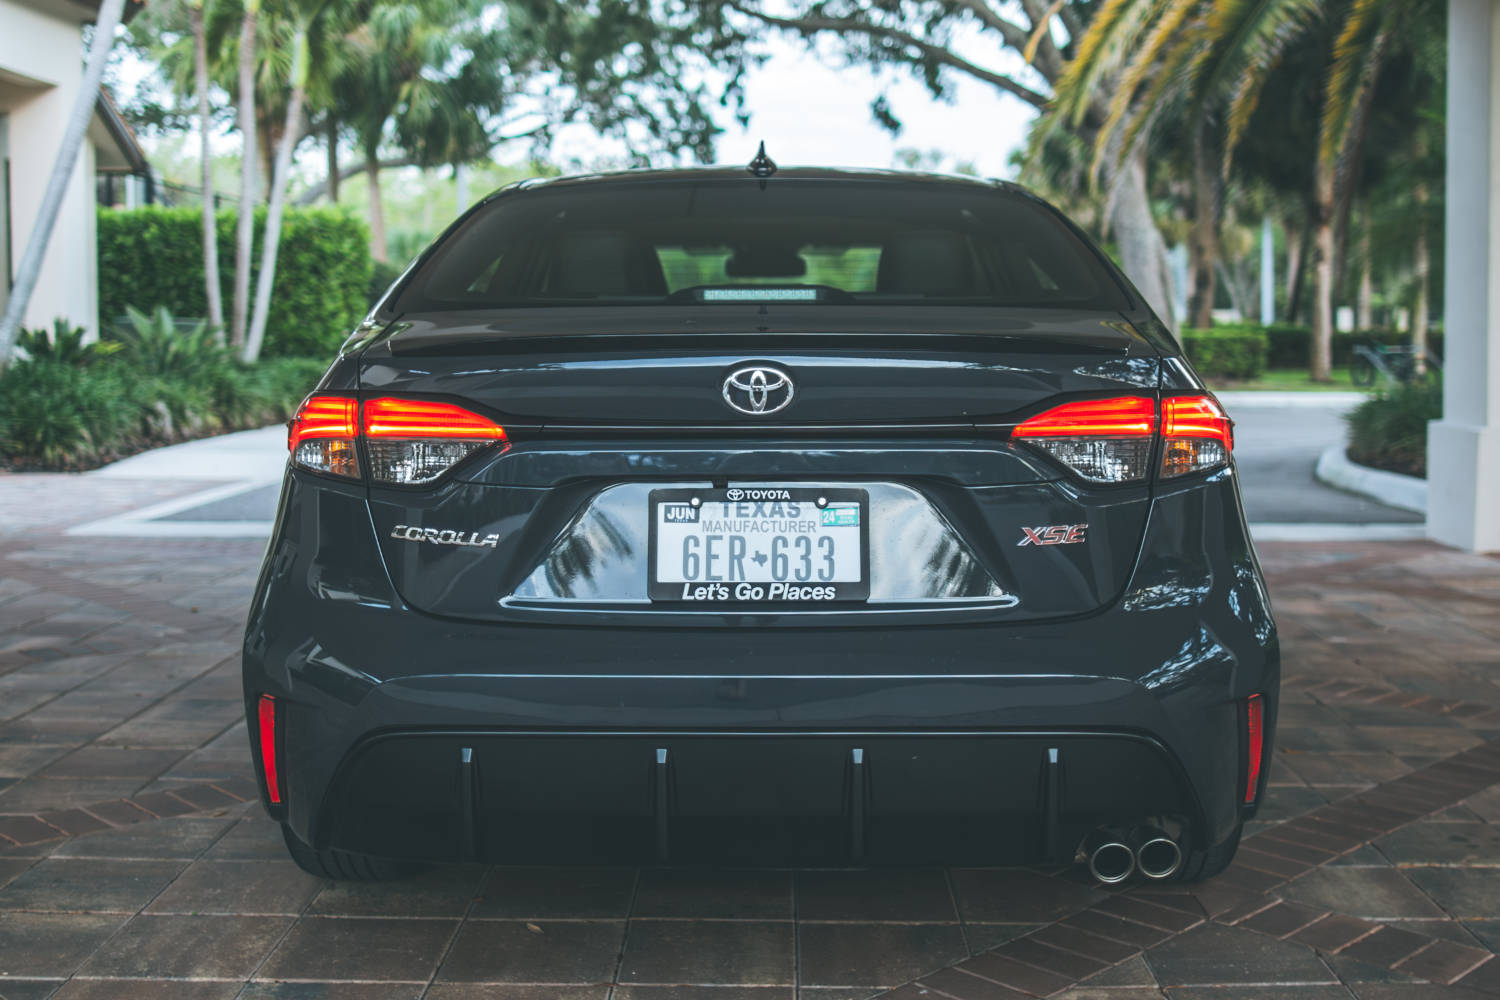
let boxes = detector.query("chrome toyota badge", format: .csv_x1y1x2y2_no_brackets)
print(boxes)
723,366,794,415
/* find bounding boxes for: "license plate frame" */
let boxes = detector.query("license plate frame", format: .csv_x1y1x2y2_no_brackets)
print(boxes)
648,487,871,604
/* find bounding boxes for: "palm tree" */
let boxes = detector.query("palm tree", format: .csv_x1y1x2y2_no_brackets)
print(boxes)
189,0,225,335
332,0,502,262
1049,0,1438,379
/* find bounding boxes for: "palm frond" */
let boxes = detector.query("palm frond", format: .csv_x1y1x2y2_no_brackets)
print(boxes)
1319,0,1390,171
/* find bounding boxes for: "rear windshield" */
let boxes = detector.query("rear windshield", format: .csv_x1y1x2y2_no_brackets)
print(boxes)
392,178,1132,312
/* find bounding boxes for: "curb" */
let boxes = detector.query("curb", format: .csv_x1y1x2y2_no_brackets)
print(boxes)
1215,391,1369,409
1315,445,1428,514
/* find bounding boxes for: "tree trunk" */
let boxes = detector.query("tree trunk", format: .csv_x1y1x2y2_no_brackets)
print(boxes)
367,148,388,263
0,0,127,361
1288,215,1313,324
244,26,308,363
1355,222,1373,331
1107,148,1177,333
326,118,340,204
1310,161,1337,382
1413,183,1430,374
1188,129,1220,329
230,0,260,350
191,1,224,337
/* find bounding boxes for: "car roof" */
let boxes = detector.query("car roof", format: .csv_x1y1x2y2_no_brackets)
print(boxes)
487,165,1029,201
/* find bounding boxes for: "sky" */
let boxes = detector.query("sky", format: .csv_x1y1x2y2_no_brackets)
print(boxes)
529,33,1038,179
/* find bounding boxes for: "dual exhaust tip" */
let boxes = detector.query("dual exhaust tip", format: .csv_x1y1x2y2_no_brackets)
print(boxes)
1085,827,1182,884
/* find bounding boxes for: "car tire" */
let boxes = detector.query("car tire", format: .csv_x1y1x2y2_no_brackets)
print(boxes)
280,825,426,881
1175,822,1242,881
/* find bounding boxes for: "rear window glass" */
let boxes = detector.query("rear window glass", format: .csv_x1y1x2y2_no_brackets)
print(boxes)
393,178,1131,312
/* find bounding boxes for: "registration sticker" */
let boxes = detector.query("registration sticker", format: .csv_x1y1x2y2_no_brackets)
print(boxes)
820,503,860,528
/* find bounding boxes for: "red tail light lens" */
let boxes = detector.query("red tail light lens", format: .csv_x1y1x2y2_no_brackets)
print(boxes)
1244,693,1264,804
363,398,508,485
1162,395,1233,478
257,694,282,805
287,396,508,485
288,395,360,479
1012,397,1157,483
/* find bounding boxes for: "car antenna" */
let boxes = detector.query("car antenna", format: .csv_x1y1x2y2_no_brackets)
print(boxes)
747,141,777,188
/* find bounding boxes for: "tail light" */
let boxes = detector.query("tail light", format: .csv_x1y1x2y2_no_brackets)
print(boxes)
257,694,282,805
1162,396,1234,479
287,396,359,479
1012,397,1157,483
1243,693,1265,804
288,395,508,485
1011,394,1231,484
363,398,508,485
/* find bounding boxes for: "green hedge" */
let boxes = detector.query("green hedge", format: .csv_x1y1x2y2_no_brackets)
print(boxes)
1259,324,1444,369
1179,326,1269,380
98,206,372,357
1346,377,1441,478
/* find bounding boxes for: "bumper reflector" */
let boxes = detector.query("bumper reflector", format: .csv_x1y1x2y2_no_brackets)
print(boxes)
1244,693,1264,804
258,694,282,805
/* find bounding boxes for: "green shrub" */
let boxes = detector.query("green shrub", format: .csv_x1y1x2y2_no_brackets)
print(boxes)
15,319,123,367
0,360,142,467
1345,376,1442,478
1179,326,1269,380
1,309,331,471
1258,323,1445,370
98,206,372,358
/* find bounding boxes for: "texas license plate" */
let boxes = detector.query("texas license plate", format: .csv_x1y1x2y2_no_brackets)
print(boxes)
649,487,869,603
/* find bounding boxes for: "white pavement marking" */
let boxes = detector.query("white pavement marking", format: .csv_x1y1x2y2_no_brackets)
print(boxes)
1216,391,1368,410
90,425,288,481
1249,523,1429,542
73,425,287,537
66,480,277,538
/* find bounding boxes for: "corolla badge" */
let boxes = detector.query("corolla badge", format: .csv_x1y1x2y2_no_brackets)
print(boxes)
723,366,794,415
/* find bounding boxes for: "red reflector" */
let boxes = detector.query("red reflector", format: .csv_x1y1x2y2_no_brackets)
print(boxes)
1163,395,1234,450
258,694,282,805
363,398,508,441
1012,397,1157,439
1244,694,1264,804
288,395,358,451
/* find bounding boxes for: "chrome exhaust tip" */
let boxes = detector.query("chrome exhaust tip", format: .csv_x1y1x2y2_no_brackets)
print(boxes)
1133,830,1183,880
1085,835,1135,884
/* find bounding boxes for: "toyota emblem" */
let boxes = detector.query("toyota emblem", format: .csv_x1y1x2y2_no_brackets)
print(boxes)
722,366,794,415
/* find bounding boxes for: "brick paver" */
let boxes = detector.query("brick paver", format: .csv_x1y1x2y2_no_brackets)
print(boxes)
1,472,1498,999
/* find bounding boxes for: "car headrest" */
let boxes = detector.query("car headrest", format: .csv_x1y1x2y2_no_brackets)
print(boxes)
876,230,977,296
548,230,667,297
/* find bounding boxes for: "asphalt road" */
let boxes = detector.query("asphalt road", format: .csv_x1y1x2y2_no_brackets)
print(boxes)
1227,402,1421,524
155,402,1418,527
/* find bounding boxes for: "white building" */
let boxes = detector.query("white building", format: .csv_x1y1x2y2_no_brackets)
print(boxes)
1,0,146,337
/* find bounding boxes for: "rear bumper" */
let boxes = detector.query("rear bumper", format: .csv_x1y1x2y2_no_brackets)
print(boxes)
244,593,1278,864
243,466,1279,865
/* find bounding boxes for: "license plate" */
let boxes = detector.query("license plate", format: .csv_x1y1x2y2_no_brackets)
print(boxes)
649,487,870,603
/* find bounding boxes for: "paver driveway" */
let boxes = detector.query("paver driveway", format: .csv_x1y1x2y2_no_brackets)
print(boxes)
2,473,1499,999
